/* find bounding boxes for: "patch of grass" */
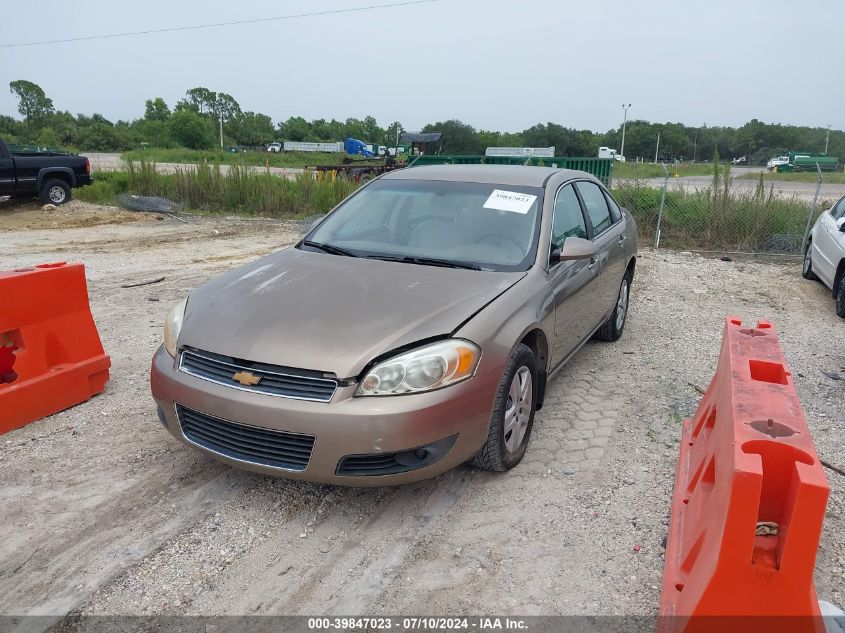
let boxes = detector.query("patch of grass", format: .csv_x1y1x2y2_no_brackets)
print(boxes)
611,174,817,253
613,162,717,180
734,170,845,184
75,171,130,204
76,161,358,218
121,148,347,169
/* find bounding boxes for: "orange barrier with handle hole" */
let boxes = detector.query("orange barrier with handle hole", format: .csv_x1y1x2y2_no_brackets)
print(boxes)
659,317,829,633
0,262,110,434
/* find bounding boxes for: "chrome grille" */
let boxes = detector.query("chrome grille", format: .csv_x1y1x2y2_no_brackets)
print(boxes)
177,404,314,471
179,348,337,402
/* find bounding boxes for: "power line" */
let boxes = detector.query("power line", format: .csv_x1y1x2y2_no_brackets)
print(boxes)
0,0,442,48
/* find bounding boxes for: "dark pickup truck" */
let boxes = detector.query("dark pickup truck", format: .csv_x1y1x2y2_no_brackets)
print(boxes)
0,139,92,205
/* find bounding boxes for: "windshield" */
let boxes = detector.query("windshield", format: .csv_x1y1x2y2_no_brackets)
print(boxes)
304,179,544,272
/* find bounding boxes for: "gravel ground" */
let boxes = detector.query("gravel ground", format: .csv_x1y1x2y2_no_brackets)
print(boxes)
0,200,842,623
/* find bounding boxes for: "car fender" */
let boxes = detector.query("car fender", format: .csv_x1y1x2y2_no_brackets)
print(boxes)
36,167,76,190
453,267,553,378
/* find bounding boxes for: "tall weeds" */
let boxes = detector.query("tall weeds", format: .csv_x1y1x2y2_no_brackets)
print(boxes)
99,162,358,218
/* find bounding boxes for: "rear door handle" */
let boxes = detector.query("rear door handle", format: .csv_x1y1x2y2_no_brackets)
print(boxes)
619,234,627,243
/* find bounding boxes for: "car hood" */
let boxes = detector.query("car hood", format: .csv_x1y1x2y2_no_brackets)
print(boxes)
179,247,525,378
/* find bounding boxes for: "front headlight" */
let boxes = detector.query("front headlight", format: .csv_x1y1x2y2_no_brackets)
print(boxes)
357,339,481,396
163,298,187,357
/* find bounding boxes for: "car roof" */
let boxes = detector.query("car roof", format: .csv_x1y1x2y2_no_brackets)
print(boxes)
382,164,596,187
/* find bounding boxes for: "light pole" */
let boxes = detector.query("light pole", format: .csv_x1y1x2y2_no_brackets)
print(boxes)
654,130,661,164
693,128,698,163
824,124,831,155
620,103,631,159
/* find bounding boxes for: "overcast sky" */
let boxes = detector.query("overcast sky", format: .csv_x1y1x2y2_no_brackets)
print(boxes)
1,0,843,133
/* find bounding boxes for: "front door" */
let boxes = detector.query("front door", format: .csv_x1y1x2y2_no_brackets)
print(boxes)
813,197,845,287
548,183,601,366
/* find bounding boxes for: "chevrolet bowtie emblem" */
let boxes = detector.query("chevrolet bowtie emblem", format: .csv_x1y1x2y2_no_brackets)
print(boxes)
232,370,262,386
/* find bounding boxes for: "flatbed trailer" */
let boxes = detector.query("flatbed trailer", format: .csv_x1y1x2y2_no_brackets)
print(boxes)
310,159,407,182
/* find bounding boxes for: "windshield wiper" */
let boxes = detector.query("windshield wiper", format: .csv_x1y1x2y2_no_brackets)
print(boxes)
367,254,482,271
301,240,358,257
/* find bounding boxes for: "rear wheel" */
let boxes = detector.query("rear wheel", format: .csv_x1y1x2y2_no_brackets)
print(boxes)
595,269,632,342
471,343,536,472
39,179,71,205
802,241,819,281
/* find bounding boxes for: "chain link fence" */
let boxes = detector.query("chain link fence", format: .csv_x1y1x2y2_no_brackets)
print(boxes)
610,165,843,255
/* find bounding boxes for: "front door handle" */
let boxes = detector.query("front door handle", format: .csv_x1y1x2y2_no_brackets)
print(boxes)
587,256,598,271
619,234,627,243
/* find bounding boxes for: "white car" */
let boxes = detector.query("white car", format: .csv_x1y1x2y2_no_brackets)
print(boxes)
266,142,282,153
803,195,845,317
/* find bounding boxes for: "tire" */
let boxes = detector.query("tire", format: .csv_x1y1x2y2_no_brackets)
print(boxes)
802,241,819,281
836,273,845,318
471,343,537,472
595,268,632,342
39,179,71,205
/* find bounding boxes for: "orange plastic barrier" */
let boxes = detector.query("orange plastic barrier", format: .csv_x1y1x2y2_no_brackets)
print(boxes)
659,317,829,633
0,262,110,434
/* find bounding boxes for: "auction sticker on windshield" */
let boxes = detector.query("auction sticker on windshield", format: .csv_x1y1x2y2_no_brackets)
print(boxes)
482,190,537,214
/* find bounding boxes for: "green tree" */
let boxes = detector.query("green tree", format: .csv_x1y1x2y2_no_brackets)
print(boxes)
9,80,54,124
179,87,216,115
36,126,59,147
231,111,275,146
168,110,213,149
144,97,171,122
278,116,311,141
421,119,481,154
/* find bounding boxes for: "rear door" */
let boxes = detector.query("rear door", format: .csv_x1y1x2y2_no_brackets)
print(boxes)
547,183,599,366
574,180,627,316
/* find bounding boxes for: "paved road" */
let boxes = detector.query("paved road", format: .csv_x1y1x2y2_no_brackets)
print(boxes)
632,166,844,204
87,152,305,180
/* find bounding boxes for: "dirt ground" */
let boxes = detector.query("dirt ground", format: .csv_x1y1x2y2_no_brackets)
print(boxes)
1,200,843,624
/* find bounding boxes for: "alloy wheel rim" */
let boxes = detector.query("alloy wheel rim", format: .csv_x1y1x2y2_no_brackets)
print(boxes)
504,366,532,453
615,279,629,330
49,186,65,203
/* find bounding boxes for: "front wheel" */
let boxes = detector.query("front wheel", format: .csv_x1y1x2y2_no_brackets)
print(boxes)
595,269,632,342
471,343,537,472
802,241,819,281
836,274,845,318
39,179,71,205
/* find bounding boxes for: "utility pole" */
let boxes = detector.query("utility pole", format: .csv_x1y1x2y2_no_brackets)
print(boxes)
219,111,224,149
620,103,631,159
654,130,661,164
824,124,831,155
693,128,698,163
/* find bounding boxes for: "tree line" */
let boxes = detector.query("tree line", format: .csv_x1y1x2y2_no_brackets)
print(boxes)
3,80,843,164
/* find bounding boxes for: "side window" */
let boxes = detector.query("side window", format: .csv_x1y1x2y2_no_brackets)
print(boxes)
576,181,612,235
552,185,587,249
833,197,845,220
604,192,622,223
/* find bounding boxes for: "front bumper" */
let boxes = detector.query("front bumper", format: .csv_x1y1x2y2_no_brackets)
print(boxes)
150,346,501,486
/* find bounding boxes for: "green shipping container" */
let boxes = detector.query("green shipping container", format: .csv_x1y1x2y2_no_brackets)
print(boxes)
407,155,614,186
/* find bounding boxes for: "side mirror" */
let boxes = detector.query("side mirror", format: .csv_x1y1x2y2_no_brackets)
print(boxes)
837,217,845,232
559,236,598,261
